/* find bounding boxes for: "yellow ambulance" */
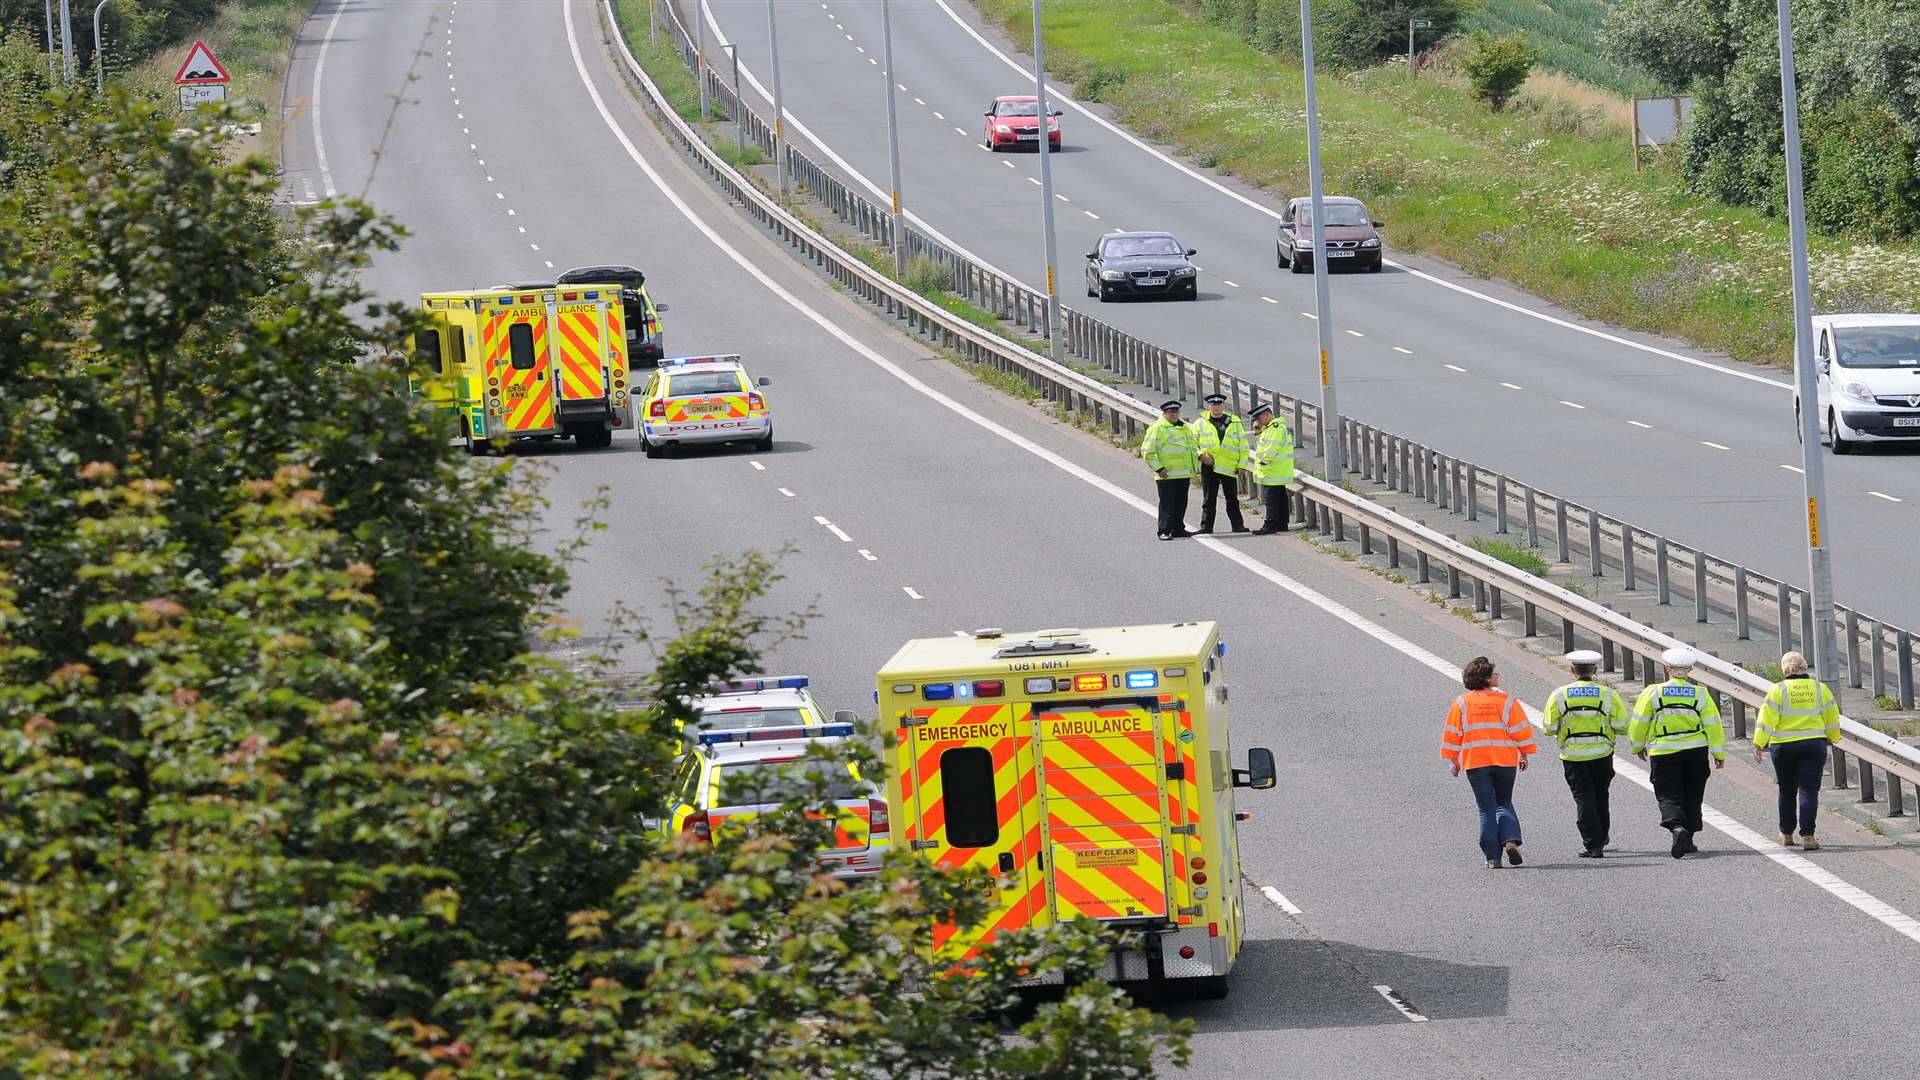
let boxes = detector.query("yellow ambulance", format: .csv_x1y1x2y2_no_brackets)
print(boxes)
412,283,633,452
877,622,1275,999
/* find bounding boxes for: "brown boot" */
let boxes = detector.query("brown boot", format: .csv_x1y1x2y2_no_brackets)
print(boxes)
1778,832,1794,846
1801,835,1820,851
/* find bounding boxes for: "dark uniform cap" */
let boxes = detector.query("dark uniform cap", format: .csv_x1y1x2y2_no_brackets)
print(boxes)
1248,402,1274,418
1160,400,1183,411
1203,393,1227,404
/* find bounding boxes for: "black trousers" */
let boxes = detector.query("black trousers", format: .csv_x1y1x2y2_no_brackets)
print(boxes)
1258,484,1290,531
1648,746,1711,834
1198,467,1244,531
1562,757,1614,851
1154,476,1191,537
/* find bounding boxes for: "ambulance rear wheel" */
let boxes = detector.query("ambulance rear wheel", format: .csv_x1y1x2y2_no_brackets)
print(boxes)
1178,975,1230,1001
461,419,484,457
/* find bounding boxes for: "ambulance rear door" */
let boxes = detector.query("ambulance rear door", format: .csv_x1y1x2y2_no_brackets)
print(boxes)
1033,700,1176,924
897,700,1043,959
408,299,456,411
549,288,613,419
480,291,558,436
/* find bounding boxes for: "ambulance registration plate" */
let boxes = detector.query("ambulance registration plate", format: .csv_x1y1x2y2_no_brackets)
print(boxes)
506,385,528,400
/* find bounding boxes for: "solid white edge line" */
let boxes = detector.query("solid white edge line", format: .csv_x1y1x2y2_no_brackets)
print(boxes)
1259,884,1300,915
308,0,347,198
578,0,1920,950
925,0,1793,393
1372,985,1429,1023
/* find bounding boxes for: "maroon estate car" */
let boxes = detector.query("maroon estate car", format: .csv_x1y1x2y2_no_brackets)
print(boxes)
1276,195,1385,273
983,95,1062,152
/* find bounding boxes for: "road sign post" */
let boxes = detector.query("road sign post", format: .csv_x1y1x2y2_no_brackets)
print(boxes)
1408,18,1431,73
172,38,229,110
881,0,907,276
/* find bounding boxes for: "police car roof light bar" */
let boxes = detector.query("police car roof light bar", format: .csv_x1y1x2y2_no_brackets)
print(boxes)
696,721,855,746
661,353,745,368
711,675,809,694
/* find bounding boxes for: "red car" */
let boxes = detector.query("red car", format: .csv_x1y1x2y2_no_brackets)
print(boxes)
983,95,1061,152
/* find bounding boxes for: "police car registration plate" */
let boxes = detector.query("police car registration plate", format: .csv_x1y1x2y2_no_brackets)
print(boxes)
685,402,726,415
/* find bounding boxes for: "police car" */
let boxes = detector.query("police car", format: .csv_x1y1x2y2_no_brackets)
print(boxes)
687,675,846,738
659,722,889,880
637,355,773,458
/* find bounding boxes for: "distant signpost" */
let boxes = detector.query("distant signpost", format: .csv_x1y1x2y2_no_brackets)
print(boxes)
1408,19,1433,72
173,39,230,109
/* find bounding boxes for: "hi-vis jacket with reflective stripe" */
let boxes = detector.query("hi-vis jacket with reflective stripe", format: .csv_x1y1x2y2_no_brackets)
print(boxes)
1441,690,1538,769
1142,417,1200,478
1629,679,1726,758
1542,679,1628,762
1252,420,1295,486
1754,677,1841,749
1189,413,1250,472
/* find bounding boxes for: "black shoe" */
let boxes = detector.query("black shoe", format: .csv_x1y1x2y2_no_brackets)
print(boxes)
1577,849,1596,858
1195,526,1214,534
1157,533,1174,541
1670,828,1691,859
1503,841,1522,866
1580,847,1605,859
1229,526,1250,534
1250,527,1280,535
1170,529,1195,538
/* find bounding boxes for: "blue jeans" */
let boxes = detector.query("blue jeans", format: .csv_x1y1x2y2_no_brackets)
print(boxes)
1466,765,1522,862
1770,740,1828,837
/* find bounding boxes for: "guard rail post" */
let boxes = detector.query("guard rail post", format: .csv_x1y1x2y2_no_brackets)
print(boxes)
1620,643,1633,677
1555,497,1569,563
1655,536,1671,605
1387,535,1400,569
1693,552,1707,623
1622,523,1637,591
1871,620,1887,699
1475,579,1488,613
1734,566,1750,639
1451,459,1464,514
1359,521,1372,555
1495,475,1508,534
1523,600,1536,637
1834,747,1850,790
1587,510,1602,578
1417,549,1431,584
1859,759,1877,804
1448,564,1462,600
1465,464,1479,522
1777,587,1794,652
1294,399,1307,457
1731,697,1747,740
1524,487,1538,547
1400,439,1414,494
1490,585,1504,621
1641,655,1657,684
1417,448,1431,502
1561,619,1574,652
1899,630,1915,709
1800,600,1815,667
1603,639,1617,673
1844,608,1863,690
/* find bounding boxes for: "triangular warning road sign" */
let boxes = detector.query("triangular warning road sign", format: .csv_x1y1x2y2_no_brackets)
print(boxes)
173,40,230,85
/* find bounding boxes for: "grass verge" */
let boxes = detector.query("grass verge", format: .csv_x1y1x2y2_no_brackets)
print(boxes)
975,0,1920,369
1468,537,1551,576
127,0,309,161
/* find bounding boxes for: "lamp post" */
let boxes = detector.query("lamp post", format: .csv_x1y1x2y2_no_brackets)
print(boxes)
695,0,709,122
92,0,111,91
717,43,743,155
1775,0,1842,709
768,0,787,197
1030,0,1063,363
59,0,76,82
1301,0,1342,476
44,0,57,79
881,0,907,275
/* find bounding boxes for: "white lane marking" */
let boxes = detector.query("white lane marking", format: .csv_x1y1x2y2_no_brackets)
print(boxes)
750,460,766,470
933,110,945,120
544,260,554,269
814,515,853,542
1392,346,1412,354
1344,329,1364,338
1373,986,1429,1023
1781,463,1804,473
902,586,925,600
1444,363,1467,373
507,209,516,216
914,97,925,105
1560,400,1586,410
1083,210,1100,220
1499,382,1523,391
856,45,865,53
457,112,464,119
529,242,539,251
495,192,504,199
896,83,907,92
929,0,1791,395
307,0,348,198
1628,419,1653,428
1700,440,1730,450
858,549,877,561
1870,490,1903,502
1223,280,1239,288
1055,193,1070,203
1004,161,1017,169
1260,296,1278,304
518,225,526,233
1260,884,1301,915
869,57,877,65
584,3,1920,950
777,487,795,497
1026,176,1041,186
1300,311,1316,320
956,126,968,135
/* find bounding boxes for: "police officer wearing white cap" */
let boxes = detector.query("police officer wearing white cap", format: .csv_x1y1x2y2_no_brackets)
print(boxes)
1189,393,1250,534
1141,399,1199,540
1543,650,1627,858
1628,647,1727,859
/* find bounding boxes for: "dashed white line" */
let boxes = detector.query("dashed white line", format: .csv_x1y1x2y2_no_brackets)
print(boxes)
1392,346,1412,354
814,515,853,541
1083,210,1100,220
1870,490,1903,503
844,32,852,40
1700,440,1729,450
544,260,554,269
517,226,526,233
856,45,865,53
1780,463,1804,474
529,243,539,251
858,549,878,561
902,586,925,600
914,97,925,105
750,460,766,470
1027,176,1041,186
1373,986,1429,1023
1004,160,1016,169
1055,193,1070,202
1444,363,1467,373
868,57,877,65
494,192,504,199
778,487,796,497
1628,420,1653,429
1344,329,1364,337
933,110,945,120
896,83,907,92
1500,382,1523,391
1260,296,1278,304
1259,884,1300,915
1223,280,1240,288
1560,400,1586,410
1300,312,1317,320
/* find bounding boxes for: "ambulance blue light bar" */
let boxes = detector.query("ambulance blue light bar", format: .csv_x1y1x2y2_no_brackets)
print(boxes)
712,675,809,693
697,722,854,746
1124,670,1158,690
922,683,955,701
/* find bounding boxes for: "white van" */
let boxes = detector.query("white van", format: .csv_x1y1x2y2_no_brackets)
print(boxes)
1799,314,1920,453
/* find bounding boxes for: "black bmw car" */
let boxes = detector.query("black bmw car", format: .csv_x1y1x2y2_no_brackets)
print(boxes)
1085,231,1199,302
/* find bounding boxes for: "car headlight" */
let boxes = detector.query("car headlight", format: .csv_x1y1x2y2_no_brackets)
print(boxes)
1839,380,1876,404
1100,270,1126,281
995,124,1013,134
1361,237,1381,248
1173,266,1196,277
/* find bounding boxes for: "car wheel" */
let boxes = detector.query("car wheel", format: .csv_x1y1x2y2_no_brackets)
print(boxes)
1086,275,1097,298
642,432,662,459
1795,401,1803,445
1290,253,1307,275
1829,409,1854,455
462,418,484,457
1276,243,1286,269
1367,258,1383,273
1097,282,1112,303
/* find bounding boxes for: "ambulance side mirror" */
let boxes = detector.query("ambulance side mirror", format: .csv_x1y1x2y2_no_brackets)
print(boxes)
1233,747,1276,790
832,710,858,724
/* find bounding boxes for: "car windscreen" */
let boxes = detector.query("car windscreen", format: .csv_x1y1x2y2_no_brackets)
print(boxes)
1102,236,1182,257
716,760,865,806
1297,204,1371,227
1834,326,1920,369
693,707,811,732
996,101,1040,116
666,372,743,396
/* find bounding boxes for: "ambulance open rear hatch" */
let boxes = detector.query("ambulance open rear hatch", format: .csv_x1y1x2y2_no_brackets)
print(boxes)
877,622,1275,999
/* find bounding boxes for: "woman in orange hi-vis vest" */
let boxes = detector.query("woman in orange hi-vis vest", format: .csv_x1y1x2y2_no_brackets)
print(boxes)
1442,656,1540,868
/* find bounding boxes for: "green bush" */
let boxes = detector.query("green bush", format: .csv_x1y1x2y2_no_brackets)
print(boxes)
1462,30,1534,111
1199,0,1470,68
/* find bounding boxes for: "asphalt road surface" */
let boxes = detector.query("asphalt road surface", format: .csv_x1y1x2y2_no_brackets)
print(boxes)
698,0,1920,630
281,3,1920,1076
